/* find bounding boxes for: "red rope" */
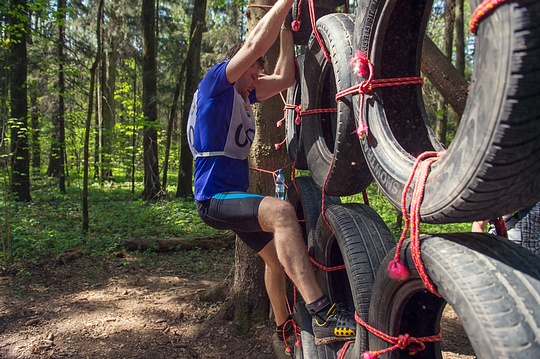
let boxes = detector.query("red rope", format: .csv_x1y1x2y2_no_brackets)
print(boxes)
308,0,331,63
290,0,331,62
337,340,353,359
279,314,302,354
292,0,303,31
354,312,442,359
249,164,293,192
276,91,337,150
336,51,423,139
470,0,512,34
309,256,346,272
388,151,445,296
338,312,442,359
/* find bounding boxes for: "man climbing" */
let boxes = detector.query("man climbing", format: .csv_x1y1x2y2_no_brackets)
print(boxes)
187,0,356,347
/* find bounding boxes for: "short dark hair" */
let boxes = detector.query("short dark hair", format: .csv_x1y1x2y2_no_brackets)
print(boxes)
223,43,267,70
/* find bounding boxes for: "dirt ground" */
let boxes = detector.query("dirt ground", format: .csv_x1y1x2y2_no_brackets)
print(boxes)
0,248,475,358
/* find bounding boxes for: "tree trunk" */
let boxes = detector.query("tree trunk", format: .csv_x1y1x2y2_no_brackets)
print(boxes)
101,3,119,182
83,0,103,232
142,0,161,200
9,0,31,201
29,81,40,173
454,0,465,126
46,0,66,193
0,44,7,160
455,0,465,77
435,0,455,146
101,47,117,182
230,239,268,335
165,20,203,192
421,36,468,116
176,0,207,198
57,0,66,192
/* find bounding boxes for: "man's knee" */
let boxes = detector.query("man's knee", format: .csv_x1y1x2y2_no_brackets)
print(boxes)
258,197,298,232
273,200,297,223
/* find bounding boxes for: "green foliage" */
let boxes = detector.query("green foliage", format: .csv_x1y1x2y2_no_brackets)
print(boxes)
0,0,478,268
342,182,473,240
1,176,224,263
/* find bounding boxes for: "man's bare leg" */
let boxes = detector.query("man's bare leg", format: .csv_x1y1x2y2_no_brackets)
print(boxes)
258,242,289,326
257,197,323,304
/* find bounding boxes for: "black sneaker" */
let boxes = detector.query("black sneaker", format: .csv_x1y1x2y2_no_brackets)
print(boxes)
312,303,356,345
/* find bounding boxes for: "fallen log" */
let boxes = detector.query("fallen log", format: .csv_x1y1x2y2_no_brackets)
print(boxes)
123,232,236,252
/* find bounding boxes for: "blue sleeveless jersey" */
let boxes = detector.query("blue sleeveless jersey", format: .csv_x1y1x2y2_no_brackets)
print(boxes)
188,61,258,201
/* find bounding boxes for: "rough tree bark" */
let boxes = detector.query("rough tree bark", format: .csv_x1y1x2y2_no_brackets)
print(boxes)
175,0,207,198
9,0,31,201
455,0,465,77
46,0,66,193
101,45,118,181
142,0,161,200
83,0,103,232
454,0,465,126
435,0,455,146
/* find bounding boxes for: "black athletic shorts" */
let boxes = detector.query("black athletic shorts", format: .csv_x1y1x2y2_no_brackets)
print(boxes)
196,192,274,253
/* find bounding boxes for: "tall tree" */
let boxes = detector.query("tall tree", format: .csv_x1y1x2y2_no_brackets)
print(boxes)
175,0,206,197
455,0,465,77
142,0,161,200
29,78,41,173
1,8,9,158
46,0,67,193
454,0,465,128
83,0,104,232
164,20,201,192
9,0,31,201
435,0,455,146
99,2,120,182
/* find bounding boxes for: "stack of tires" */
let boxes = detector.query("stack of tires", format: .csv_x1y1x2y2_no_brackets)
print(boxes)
285,0,540,358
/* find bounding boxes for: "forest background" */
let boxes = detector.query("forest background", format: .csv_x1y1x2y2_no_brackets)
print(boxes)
1,0,473,340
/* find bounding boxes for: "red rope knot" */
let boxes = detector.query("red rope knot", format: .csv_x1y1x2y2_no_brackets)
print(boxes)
350,50,371,77
353,312,442,359
275,138,286,150
280,103,297,128
279,317,301,354
293,0,304,30
337,51,423,140
396,333,411,350
359,80,372,94
470,0,511,34
294,104,302,125
397,333,424,352
284,103,303,125
389,150,446,297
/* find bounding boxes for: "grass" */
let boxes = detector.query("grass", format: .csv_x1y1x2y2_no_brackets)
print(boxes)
1,175,472,266
1,176,224,263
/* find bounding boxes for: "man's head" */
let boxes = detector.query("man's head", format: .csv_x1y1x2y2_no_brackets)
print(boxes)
225,43,267,99
224,43,267,71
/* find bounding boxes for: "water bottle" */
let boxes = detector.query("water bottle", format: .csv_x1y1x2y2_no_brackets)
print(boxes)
275,169,286,200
